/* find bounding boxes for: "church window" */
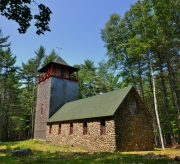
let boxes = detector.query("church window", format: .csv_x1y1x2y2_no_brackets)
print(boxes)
58,124,61,135
100,120,106,135
40,103,43,117
129,95,137,115
70,123,73,135
49,125,52,134
83,122,88,135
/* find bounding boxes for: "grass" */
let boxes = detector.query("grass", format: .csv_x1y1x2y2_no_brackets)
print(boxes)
0,140,180,164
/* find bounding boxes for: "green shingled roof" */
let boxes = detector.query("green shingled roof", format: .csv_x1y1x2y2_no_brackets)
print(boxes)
53,56,70,66
47,86,133,123
38,56,79,72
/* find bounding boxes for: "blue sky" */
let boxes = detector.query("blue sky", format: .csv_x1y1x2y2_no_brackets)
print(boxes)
0,0,136,67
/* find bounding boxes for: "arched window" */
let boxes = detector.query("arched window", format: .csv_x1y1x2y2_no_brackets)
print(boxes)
83,122,88,135
129,95,137,115
58,124,61,135
100,120,106,135
70,123,73,135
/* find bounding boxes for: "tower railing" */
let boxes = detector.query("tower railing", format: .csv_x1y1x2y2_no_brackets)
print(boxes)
38,71,78,83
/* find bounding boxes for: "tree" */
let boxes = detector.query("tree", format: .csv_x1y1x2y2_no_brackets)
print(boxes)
0,48,20,141
101,0,180,145
0,29,13,141
41,49,58,67
0,0,52,35
19,46,58,139
20,46,46,139
74,60,97,99
96,60,120,93
0,28,10,48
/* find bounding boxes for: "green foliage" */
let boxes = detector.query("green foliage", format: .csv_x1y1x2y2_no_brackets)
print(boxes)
96,60,120,92
101,0,180,145
0,38,22,141
41,49,58,67
0,31,60,141
75,60,97,98
0,0,52,34
0,29,10,48
74,59,121,99
1,0,180,146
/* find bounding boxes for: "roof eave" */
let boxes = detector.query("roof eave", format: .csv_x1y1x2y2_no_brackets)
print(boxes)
46,115,114,123
38,62,79,72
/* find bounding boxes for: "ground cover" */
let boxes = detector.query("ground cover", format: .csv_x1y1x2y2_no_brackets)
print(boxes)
0,140,179,164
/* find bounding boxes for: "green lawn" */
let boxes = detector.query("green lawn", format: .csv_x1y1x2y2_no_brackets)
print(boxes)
0,140,179,164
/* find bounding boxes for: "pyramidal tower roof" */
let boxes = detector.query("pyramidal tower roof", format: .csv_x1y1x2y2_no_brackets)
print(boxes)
53,56,70,66
38,56,79,72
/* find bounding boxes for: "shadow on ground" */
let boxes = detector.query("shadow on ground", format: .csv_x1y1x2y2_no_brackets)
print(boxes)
0,149,174,164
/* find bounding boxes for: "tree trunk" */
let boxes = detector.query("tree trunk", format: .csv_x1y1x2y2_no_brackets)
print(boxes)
158,52,175,145
150,61,165,149
137,59,145,101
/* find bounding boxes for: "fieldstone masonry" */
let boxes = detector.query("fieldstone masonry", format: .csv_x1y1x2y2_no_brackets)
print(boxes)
114,91,154,151
46,118,116,152
46,90,154,152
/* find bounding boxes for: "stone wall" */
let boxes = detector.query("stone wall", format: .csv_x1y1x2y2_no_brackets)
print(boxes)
114,88,154,151
46,117,116,152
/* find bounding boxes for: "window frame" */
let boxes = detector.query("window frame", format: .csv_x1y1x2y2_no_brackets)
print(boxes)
58,124,61,135
83,122,88,135
100,120,106,135
128,95,137,115
70,123,73,135
49,124,52,134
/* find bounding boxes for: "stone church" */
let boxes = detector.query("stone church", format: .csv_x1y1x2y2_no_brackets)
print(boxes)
34,56,154,152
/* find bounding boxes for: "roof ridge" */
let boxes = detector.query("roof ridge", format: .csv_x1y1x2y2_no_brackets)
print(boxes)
53,56,70,66
65,86,133,104
47,86,133,122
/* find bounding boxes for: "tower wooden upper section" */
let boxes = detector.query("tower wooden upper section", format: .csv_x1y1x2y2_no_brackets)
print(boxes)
38,56,79,83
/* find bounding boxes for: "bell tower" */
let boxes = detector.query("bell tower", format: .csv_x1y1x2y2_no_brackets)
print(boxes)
34,56,79,140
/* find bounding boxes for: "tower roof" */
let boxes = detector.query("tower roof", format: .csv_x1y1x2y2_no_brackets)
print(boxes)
53,56,70,66
38,56,79,72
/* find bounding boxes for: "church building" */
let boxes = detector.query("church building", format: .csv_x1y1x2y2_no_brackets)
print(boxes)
34,56,154,152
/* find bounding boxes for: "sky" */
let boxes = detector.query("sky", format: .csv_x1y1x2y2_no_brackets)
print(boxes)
0,0,137,67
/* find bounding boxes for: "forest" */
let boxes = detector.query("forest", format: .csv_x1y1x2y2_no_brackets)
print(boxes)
0,0,180,148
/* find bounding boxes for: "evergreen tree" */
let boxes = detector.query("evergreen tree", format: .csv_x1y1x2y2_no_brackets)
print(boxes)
42,49,58,67
74,60,97,98
20,46,46,139
0,48,20,141
96,60,120,93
